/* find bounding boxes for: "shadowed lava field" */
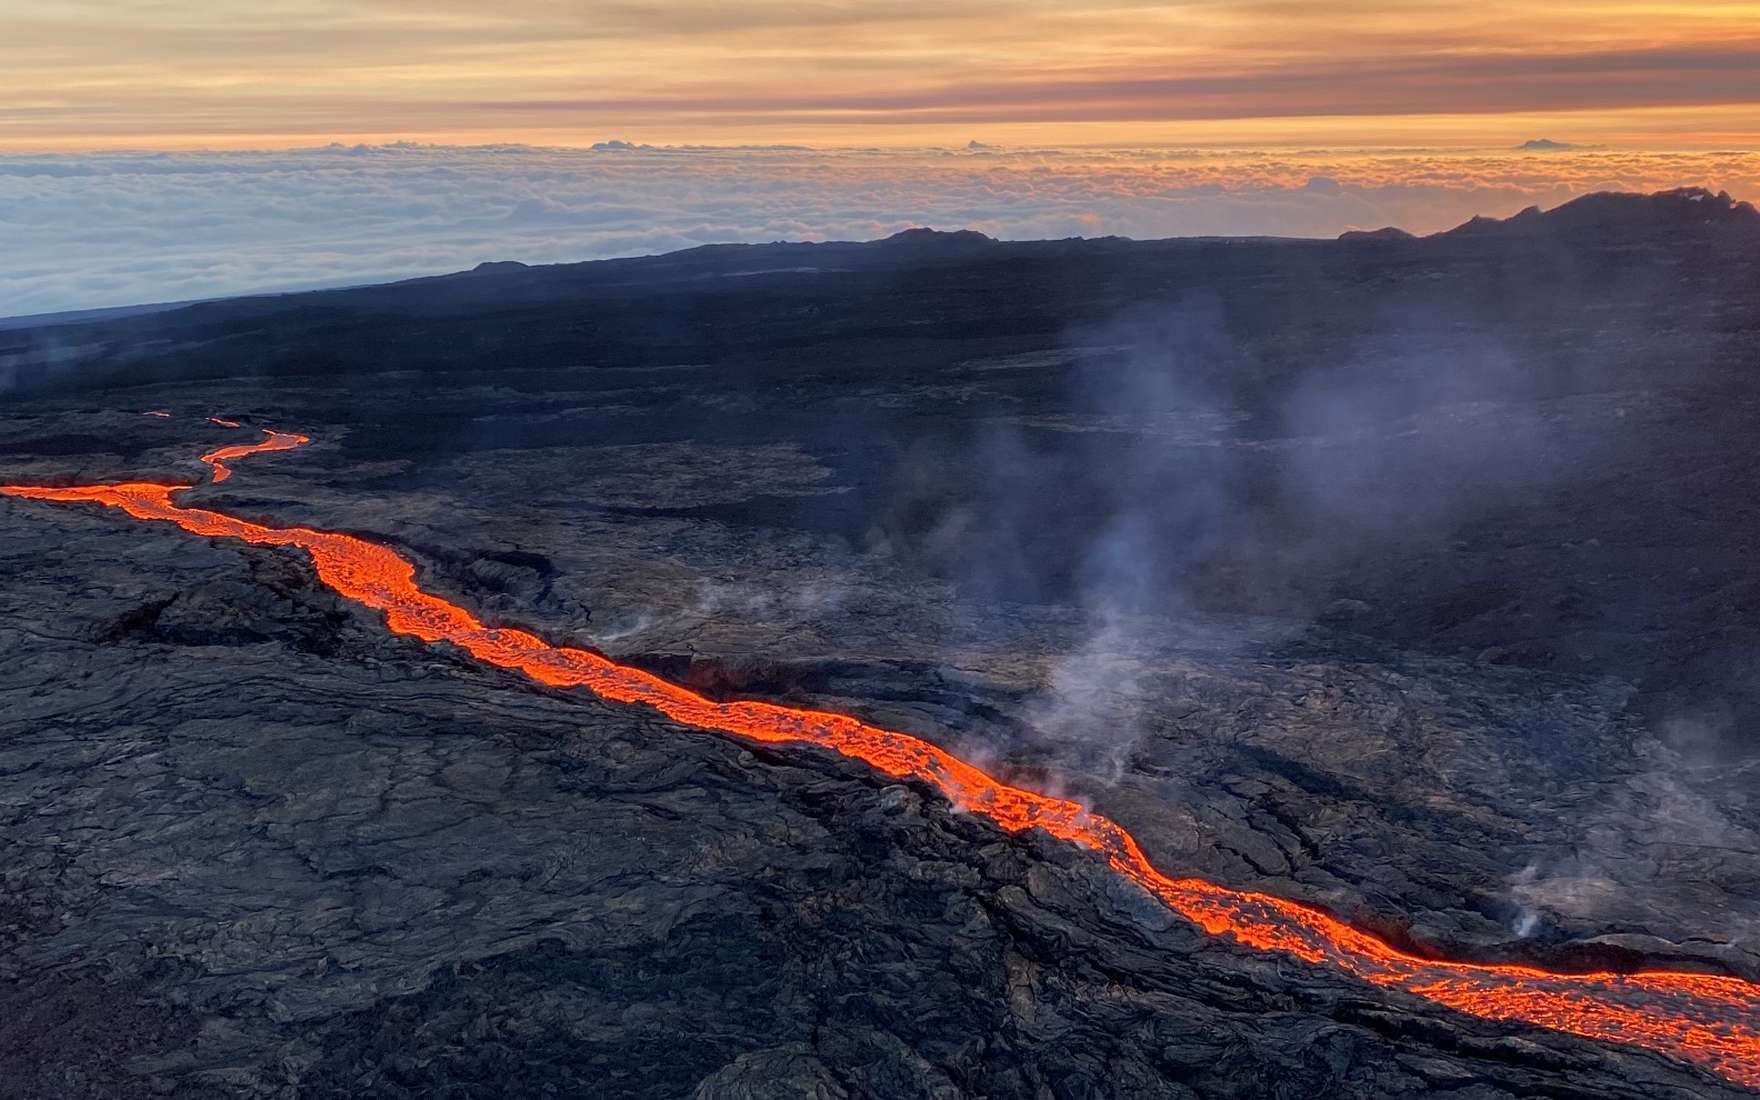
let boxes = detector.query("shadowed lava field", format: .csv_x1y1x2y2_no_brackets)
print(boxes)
3,188,1760,1098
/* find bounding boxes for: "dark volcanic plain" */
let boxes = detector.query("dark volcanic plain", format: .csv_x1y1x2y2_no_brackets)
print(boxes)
2,188,1759,1098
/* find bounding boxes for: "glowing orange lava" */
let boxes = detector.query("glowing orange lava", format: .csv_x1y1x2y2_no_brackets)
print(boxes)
198,428,309,484
3,427,1757,1090
144,410,172,418
207,417,242,429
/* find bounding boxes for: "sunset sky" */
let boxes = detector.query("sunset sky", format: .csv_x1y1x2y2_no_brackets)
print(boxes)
7,0,1760,149
5,2,1760,315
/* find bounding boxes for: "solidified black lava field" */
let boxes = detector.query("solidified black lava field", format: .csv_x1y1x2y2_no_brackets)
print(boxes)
3,189,1759,1098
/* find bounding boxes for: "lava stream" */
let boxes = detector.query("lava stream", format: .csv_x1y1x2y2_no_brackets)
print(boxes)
4,428,1758,1091
199,428,309,483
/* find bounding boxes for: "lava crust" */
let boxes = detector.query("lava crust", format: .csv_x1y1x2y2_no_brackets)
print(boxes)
4,211,1760,1097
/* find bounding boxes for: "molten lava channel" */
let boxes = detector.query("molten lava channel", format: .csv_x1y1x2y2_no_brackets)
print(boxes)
4,423,1758,1091
198,428,309,483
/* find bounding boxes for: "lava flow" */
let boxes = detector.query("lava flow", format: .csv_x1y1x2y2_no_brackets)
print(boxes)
199,427,310,483
4,429,1759,1091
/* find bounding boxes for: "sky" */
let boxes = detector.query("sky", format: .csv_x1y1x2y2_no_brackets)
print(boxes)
3,1,1760,314
7,0,1760,149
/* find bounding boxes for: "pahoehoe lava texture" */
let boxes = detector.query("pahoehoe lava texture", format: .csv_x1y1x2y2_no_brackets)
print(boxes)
6,429,1760,1091
3,194,1760,1097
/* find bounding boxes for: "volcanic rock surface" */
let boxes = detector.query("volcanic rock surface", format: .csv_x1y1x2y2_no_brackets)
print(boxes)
2,191,1759,1097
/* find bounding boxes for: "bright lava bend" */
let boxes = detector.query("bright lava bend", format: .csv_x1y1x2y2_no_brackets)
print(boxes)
198,425,308,483
4,425,1758,1091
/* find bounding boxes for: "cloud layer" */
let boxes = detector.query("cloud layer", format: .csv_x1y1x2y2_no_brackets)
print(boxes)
4,142,1758,316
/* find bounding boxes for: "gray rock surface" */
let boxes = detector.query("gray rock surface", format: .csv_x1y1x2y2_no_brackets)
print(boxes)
3,213,1759,1095
0,520,1744,1098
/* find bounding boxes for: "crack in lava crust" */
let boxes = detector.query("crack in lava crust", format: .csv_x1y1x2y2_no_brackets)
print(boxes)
4,426,1758,1091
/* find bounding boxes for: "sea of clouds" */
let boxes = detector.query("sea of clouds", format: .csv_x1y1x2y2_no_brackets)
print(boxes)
3,141,1757,317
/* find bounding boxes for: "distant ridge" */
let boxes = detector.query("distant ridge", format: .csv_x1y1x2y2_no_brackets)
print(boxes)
1334,187,1760,242
1338,226,1416,242
9,196,1752,327
0,298,203,332
872,227,999,249
1438,187,1759,239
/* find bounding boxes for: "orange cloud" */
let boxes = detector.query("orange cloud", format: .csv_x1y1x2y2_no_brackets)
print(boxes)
4,0,1760,148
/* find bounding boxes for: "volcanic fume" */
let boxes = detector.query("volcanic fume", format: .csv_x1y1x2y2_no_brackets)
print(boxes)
3,419,1758,1091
